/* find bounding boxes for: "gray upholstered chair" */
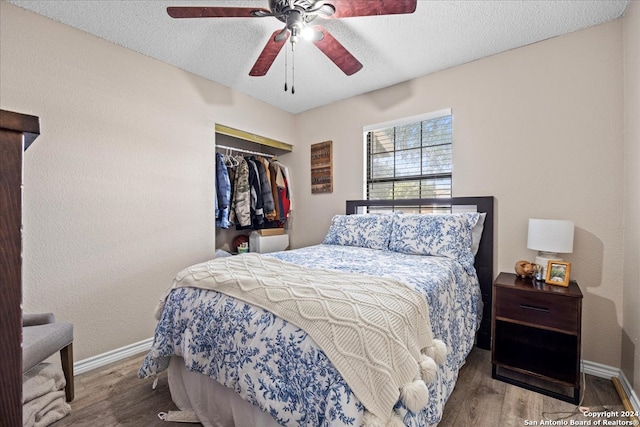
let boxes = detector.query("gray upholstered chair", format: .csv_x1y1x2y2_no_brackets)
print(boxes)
22,313,74,401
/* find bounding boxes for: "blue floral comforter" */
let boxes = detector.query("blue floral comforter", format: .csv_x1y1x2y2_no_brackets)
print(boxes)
139,244,482,426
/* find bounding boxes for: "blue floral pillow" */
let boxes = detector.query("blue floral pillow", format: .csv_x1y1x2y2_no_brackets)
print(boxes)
322,214,394,250
389,213,480,273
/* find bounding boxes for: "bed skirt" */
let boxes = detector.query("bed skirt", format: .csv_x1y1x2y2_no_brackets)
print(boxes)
167,355,442,427
168,356,282,427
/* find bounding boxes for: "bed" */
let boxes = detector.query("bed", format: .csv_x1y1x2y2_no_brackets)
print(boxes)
139,197,494,427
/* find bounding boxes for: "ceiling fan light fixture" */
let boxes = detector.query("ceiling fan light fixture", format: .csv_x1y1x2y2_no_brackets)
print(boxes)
301,26,323,41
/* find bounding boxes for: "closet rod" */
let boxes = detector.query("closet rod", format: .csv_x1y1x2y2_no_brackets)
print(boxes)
216,144,276,158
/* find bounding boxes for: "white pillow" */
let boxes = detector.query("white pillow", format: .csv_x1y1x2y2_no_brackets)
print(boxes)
471,212,487,256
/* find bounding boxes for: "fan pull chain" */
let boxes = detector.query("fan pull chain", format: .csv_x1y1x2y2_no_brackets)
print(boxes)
291,47,295,95
284,45,288,92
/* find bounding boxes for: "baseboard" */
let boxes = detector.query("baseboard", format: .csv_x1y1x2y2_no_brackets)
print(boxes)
74,337,153,375
582,359,640,412
582,359,619,379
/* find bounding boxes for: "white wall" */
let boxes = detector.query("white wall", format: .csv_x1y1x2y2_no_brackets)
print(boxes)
623,0,640,397
292,20,625,368
0,2,295,360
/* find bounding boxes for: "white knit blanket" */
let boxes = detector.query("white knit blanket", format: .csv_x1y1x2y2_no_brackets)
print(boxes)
159,253,441,422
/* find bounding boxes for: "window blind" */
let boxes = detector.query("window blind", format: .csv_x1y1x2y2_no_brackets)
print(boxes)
366,113,452,201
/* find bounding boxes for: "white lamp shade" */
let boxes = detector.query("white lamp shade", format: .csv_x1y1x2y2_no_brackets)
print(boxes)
527,219,574,254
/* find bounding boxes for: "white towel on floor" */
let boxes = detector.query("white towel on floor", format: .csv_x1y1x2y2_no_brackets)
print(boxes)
23,362,71,427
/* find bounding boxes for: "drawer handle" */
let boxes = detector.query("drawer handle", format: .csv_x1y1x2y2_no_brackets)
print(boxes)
519,304,549,313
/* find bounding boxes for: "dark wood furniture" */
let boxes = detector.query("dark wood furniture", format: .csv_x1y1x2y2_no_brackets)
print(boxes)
346,196,494,350
1,109,40,425
491,272,582,403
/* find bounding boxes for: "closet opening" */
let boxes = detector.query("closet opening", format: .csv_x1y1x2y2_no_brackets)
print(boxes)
214,124,293,255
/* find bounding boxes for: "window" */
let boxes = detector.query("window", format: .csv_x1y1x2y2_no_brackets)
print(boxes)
365,109,452,201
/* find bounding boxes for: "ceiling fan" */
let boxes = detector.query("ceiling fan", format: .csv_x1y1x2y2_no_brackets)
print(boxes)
167,0,417,79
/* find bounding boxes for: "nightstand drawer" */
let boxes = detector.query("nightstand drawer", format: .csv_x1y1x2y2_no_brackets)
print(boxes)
495,287,579,333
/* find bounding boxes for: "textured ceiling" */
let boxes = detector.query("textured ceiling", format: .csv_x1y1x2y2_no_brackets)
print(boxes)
6,0,630,114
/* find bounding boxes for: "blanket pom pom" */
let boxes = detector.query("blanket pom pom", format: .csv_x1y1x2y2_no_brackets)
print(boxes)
432,339,448,365
362,411,386,427
422,339,448,365
386,414,405,427
422,346,435,360
400,379,429,412
419,354,438,383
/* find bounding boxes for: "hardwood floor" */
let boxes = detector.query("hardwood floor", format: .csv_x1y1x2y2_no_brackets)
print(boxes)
50,347,627,426
439,347,627,426
50,354,177,427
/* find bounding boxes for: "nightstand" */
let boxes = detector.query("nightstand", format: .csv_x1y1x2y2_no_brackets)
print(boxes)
491,272,583,404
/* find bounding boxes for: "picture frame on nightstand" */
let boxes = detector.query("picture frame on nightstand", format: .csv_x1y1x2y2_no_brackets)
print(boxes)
545,261,571,287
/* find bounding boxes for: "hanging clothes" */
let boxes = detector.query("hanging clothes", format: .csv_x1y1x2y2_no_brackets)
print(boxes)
256,157,276,222
216,146,292,231
268,162,281,222
215,153,231,229
229,156,251,227
225,154,238,209
271,159,293,217
278,170,291,222
246,157,264,227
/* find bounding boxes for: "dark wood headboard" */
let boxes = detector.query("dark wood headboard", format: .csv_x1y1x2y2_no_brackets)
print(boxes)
345,197,494,350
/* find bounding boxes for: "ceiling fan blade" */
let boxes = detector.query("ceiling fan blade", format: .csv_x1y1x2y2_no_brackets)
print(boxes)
312,26,362,76
166,7,269,18
324,0,417,18
249,30,289,76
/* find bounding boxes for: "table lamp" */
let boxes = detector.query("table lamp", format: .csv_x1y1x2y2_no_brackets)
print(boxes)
527,218,574,279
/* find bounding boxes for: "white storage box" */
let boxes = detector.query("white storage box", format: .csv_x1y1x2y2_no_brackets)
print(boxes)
249,231,289,253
